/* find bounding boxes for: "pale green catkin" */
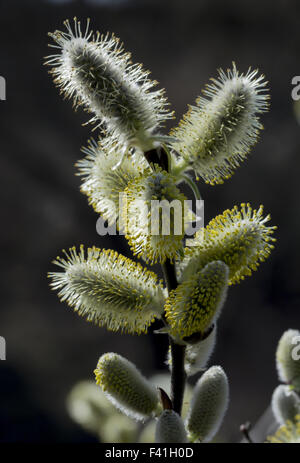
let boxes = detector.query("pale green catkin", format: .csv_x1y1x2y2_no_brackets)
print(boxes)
170,63,269,185
48,246,165,334
180,203,276,285
124,166,187,264
185,366,229,442
94,353,161,421
77,139,148,225
46,18,172,152
165,261,228,339
155,410,188,443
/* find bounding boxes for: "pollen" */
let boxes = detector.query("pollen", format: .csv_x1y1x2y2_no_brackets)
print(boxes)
77,138,148,226
123,167,188,264
165,261,229,339
180,203,276,285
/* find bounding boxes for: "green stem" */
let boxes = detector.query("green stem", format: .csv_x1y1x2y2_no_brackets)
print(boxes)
179,173,202,201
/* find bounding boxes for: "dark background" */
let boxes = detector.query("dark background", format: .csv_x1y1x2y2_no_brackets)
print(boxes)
0,0,300,443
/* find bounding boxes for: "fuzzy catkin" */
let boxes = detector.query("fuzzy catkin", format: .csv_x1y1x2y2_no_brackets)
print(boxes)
165,261,228,339
48,246,164,334
46,18,172,152
124,167,187,264
95,353,160,421
77,139,148,225
185,366,229,442
155,410,188,443
171,63,269,184
180,203,276,285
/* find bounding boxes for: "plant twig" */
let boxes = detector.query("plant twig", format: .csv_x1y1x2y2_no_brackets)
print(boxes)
169,338,186,414
162,260,186,415
144,145,187,415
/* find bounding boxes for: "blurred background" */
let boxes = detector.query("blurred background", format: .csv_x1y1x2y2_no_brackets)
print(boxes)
0,0,300,443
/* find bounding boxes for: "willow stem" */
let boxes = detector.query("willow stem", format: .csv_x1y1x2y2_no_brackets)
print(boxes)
160,233,186,414
169,339,186,414
161,260,186,414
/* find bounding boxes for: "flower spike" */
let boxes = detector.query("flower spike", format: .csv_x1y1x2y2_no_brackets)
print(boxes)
95,353,160,421
180,203,276,285
185,365,229,442
155,410,188,443
77,139,148,225
48,246,165,334
165,261,228,340
45,18,173,152
170,63,269,184
124,167,188,264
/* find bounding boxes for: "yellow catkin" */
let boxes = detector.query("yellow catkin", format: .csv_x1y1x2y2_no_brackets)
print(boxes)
165,261,229,339
123,166,187,264
94,353,160,421
180,203,276,285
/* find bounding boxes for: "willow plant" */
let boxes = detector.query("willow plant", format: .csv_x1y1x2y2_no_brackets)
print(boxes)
46,18,277,443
